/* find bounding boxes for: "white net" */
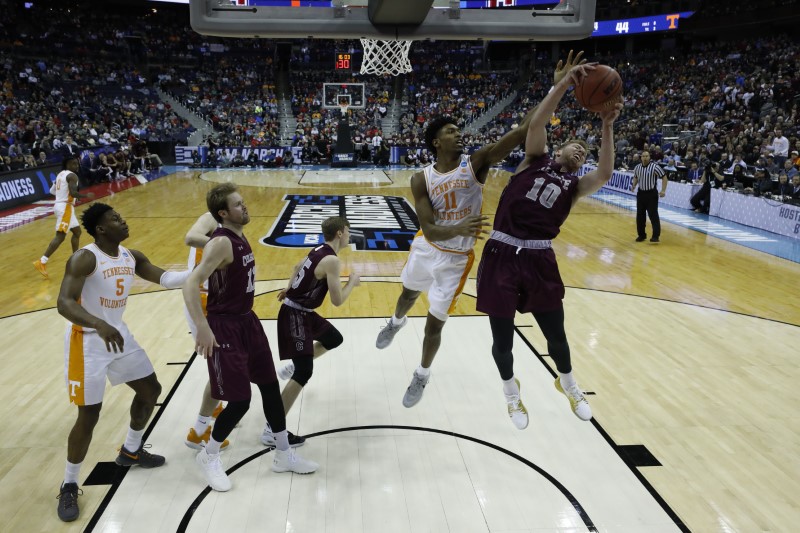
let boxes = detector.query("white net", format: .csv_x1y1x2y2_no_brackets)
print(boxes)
359,38,413,77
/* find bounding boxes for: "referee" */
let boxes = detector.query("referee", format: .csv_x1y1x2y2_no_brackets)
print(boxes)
631,150,667,243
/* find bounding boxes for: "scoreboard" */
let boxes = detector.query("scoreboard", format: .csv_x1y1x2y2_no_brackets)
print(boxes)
592,12,695,37
335,53,352,71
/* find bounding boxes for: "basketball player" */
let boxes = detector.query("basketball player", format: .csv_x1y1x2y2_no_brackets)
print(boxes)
475,62,622,429
182,212,228,451
56,203,192,522
183,183,318,493
376,52,589,408
34,157,94,279
265,217,360,443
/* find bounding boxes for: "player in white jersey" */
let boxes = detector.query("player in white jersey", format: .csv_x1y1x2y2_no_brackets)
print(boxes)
33,158,94,279
55,203,191,522
182,212,229,451
376,113,542,408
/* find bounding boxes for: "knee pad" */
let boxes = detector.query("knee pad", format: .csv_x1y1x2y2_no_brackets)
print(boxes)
291,358,314,387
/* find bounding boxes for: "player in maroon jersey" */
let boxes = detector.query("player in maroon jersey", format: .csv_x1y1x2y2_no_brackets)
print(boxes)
261,217,360,443
476,61,622,428
183,183,318,493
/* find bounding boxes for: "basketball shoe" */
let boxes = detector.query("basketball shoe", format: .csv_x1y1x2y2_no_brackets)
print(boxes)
195,448,231,492
115,444,166,468
272,448,319,474
554,378,592,421
505,378,529,430
56,482,82,522
33,259,48,279
211,402,224,418
402,369,430,408
376,316,407,349
185,427,230,451
261,422,306,447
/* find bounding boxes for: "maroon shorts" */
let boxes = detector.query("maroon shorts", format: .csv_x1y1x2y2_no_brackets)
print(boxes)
277,304,333,360
475,240,565,319
206,311,277,401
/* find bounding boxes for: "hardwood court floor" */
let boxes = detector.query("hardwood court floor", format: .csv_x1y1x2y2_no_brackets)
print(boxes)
0,168,798,532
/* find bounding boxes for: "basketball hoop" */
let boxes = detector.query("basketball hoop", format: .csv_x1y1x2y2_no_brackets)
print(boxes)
359,38,413,77
338,102,350,118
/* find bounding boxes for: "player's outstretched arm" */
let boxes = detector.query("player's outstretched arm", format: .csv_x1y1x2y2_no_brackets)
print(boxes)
182,236,233,358
57,250,124,353
129,249,191,289
411,172,490,242
471,51,587,177
526,63,595,158
576,103,623,199
184,212,217,247
323,256,360,307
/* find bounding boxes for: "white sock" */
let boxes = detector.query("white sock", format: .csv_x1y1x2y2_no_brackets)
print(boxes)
194,415,212,435
123,427,145,452
206,436,223,455
274,430,290,451
390,314,405,325
40,256,49,264
502,376,519,397
416,365,430,377
559,372,577,389
64,461,82,484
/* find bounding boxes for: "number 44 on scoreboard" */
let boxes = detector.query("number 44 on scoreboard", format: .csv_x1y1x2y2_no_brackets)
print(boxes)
615,21,629,33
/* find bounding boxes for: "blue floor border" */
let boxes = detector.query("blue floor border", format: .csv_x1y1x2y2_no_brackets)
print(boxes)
591,189,800,263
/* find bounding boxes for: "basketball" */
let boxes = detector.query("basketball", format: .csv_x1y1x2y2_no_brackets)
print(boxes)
574,64,623,113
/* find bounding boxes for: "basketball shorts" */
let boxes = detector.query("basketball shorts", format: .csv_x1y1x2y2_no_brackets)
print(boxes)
63,325,153,406
476,239,565,319
277,304,333,360
206,311,277,402
54,202,79,233
400,235,474,321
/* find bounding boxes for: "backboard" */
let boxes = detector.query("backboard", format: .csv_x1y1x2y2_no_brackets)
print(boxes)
189,0,597,41
323,83,366,109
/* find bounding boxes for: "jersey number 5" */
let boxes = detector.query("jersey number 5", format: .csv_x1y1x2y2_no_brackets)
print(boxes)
291,258,314,289
525,177,562,208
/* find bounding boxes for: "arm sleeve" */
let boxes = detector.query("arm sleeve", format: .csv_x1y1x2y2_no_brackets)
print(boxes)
160,270,192,289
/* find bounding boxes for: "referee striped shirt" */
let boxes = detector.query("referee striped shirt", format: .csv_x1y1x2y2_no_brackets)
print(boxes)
633,162,665,191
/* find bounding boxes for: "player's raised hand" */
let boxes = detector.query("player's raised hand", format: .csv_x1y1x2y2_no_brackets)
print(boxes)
97,321,124,353
598,99,623,123
562,62,597,88
554,50,586,86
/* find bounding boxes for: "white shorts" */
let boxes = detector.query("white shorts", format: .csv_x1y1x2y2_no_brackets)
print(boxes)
63,325,154,406
53,202,79,233
400,235,475,321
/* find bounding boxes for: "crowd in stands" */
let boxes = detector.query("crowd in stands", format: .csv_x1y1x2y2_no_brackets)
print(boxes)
1,0,799,203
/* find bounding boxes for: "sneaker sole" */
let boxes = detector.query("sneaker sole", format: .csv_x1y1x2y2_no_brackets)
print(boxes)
272,464,318,474
115,457,166,468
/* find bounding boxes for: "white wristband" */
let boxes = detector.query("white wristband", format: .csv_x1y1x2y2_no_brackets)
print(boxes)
547,85,555,94
160,270,192,289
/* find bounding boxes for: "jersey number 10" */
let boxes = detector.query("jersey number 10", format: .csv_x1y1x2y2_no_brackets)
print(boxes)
525,177,562,208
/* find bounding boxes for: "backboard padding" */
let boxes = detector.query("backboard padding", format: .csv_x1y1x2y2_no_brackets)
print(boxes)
189,1,596,41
